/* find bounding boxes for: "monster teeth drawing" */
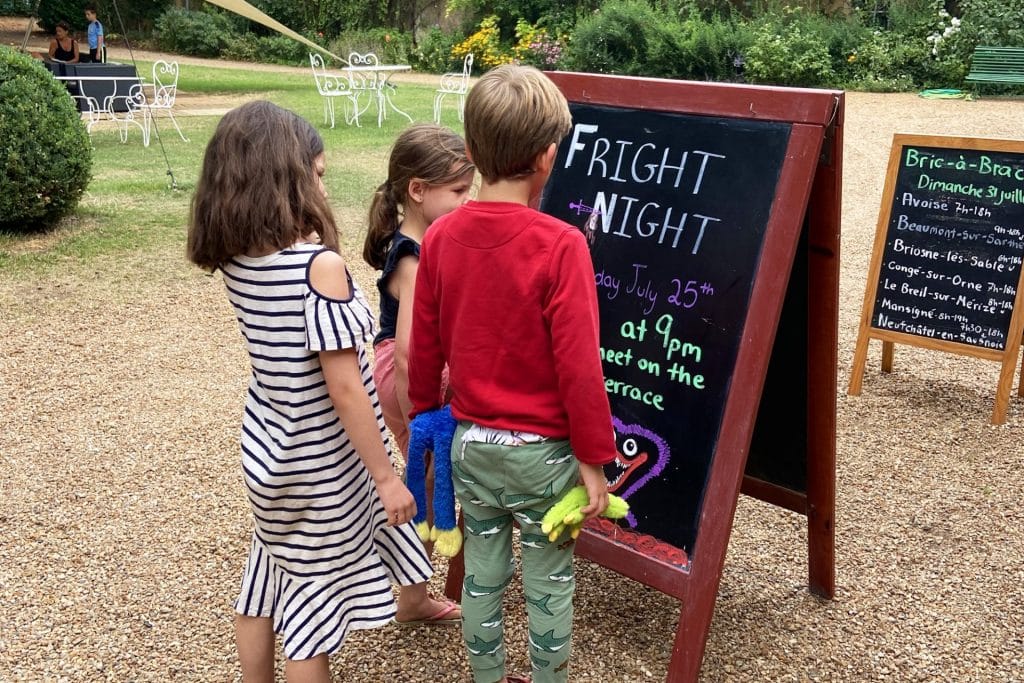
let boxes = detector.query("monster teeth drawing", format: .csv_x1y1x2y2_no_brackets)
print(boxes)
603,416,671,527
605,439,648,491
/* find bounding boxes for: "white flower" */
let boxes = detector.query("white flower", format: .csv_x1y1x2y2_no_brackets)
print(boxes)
951,17,961,27
943,27,954,37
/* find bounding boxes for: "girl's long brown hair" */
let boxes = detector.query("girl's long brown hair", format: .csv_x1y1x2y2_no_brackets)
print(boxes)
362,124,473,271
187,100,338,271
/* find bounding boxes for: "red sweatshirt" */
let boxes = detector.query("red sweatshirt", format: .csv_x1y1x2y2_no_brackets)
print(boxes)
408,200,616,466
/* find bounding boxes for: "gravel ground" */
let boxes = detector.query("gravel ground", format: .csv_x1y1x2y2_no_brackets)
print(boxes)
2,79,1023,682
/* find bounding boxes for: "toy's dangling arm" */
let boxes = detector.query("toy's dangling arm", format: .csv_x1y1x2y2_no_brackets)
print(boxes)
405,411,434,543
429,406,462,557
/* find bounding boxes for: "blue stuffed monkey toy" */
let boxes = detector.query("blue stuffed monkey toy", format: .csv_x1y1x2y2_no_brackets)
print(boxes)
406,405,462,557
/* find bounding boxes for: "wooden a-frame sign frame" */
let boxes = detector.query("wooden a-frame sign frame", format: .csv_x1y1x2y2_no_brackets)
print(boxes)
444,73,841,682
849,134,1024,424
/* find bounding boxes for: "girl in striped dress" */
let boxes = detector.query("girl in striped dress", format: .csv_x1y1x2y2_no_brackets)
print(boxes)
187,100,435,682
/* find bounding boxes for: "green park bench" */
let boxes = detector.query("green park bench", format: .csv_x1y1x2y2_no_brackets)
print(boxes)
964,46,1024,92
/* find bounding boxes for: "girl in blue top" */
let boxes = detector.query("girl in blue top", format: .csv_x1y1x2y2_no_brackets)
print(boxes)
362,124,475,605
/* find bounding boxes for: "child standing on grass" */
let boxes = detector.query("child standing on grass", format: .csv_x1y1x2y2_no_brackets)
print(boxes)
363,124,475,608
186,100,438,683
407,65,616,683
83,5,103,63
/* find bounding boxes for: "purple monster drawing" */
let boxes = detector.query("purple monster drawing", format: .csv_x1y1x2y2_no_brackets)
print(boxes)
604,416,671,527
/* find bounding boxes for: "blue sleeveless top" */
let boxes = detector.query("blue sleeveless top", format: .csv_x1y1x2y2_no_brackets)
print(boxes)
373,230,419,345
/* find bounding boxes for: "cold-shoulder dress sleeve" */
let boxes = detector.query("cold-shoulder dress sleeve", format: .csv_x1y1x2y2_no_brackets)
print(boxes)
304,268,377,351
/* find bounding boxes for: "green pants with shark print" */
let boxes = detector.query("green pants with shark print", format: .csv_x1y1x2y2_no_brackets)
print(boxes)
452,422,581,683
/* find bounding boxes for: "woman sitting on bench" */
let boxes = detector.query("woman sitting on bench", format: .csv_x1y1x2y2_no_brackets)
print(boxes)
48,21,79,64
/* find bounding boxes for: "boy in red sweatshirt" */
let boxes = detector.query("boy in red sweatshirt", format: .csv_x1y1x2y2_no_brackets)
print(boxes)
408,64,616,683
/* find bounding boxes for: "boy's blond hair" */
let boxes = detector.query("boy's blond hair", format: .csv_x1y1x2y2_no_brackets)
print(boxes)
463,64,572,182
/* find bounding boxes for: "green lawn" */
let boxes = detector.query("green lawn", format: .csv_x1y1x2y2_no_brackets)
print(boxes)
0,62,452,275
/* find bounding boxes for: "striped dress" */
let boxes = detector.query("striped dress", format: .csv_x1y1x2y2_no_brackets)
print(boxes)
221,243,432,660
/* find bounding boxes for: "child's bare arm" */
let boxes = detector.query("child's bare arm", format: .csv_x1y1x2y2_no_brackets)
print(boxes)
577,462,609,520
311,249,416,525
321,348,416,525
392,255,418,425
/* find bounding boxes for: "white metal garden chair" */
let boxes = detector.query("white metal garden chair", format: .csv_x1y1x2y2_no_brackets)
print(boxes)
343,52,386,127
138,60,188,144
103,85,149,145
104,60,187,146
309,52,360,128
433,53,473,124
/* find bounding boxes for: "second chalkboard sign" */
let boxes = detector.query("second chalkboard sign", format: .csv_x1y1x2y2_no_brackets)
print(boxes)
850,134,1024,423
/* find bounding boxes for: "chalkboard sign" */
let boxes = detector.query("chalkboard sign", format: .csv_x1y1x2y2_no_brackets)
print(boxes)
872,144,1024,347
540,103,791,555
444,72,842,683
850,135,1024,424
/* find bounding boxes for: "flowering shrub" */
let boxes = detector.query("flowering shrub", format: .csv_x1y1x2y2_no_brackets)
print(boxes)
452,16,513,69
958,0,1024,48
925,6,962,57
414,27,467,73
903,0,969,87
512,20,565,69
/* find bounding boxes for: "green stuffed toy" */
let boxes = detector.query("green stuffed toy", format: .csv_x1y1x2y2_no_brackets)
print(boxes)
540,486,629,542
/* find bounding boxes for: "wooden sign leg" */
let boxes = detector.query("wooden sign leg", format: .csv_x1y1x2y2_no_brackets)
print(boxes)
991,352,1018,424
881,340,894,373
847,332,871,395
666,603,705,683
1018,333,1023,398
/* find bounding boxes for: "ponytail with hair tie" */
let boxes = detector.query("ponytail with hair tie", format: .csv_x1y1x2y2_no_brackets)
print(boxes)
362,178,403,270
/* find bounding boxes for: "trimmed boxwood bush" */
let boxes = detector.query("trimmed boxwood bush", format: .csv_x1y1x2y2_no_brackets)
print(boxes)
0,47,92,232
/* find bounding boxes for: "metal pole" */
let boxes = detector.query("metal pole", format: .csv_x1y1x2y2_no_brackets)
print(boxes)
20,0,44,53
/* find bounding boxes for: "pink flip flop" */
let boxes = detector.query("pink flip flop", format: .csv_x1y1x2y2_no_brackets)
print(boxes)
394,600,461,627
